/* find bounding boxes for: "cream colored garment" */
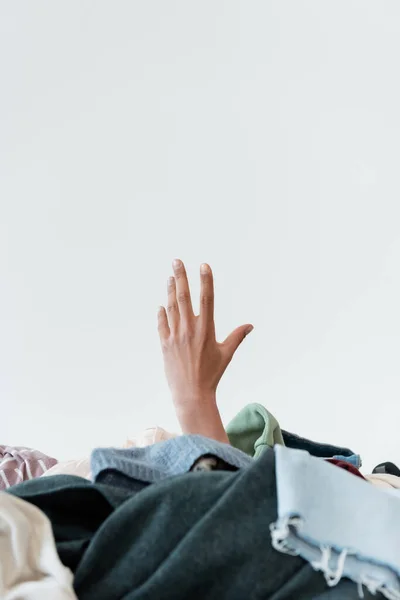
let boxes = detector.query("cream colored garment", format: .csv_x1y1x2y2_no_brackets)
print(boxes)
0,492,77,600
124,426,177,448
365,473,400,489
42,456,91,480
43,427,177,480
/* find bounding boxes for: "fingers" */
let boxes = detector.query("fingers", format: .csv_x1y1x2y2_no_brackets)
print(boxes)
200,263,214,328
157,306,170,340
172,259,194,323
166,275,179,332
161,260,215,335
222,324,254,361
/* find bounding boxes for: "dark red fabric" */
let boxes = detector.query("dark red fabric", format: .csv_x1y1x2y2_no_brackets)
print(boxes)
326,459,366,480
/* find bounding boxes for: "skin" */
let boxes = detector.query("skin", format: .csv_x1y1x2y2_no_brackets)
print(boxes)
158,259,253,444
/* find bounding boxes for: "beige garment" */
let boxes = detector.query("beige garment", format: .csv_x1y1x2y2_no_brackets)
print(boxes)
124,426,177,448
0,492,77,600
43,426,177,480
365,473,400,489
42,456,91,480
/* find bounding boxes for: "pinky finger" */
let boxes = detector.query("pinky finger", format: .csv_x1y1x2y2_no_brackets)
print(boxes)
157,306,170,340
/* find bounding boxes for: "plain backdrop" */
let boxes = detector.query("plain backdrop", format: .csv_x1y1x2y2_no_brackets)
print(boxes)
1,1,400,471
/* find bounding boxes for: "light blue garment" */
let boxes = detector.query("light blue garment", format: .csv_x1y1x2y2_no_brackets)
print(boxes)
271,445,400,599
333,454,359,467
91,434,253,484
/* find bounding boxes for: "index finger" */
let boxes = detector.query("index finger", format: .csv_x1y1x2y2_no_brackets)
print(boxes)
199,263,214,327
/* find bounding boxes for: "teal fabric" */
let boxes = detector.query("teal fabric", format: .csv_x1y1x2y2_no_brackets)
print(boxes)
6,450,375,599
226,403,284,458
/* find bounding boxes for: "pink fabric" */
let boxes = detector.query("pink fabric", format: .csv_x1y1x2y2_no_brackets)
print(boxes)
0,445,58,490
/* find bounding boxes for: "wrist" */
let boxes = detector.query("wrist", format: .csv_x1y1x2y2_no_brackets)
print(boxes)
173,390,217,412
173,393,229,445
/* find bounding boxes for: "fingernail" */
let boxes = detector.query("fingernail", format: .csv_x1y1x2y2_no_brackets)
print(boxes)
200,263,210,273
173,259,182,269
168,276,175,286
245,325,254,336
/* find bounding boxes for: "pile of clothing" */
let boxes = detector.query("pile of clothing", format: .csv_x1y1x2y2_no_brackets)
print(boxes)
1,403,400,600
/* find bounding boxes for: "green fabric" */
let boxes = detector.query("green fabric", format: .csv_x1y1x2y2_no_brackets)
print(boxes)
226,403,284,458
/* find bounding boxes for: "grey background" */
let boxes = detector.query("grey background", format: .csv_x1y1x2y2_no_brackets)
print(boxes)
1,2,400,469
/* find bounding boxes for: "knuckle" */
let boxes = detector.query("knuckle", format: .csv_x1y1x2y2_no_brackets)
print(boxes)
157,320,167,332
178,332,189,346
160,339,170,352
180,325,194,342
201,295,213,307
167,303,177,314
177,291,190,304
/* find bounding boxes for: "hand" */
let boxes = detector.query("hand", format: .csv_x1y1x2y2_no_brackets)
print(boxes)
157,259,253,442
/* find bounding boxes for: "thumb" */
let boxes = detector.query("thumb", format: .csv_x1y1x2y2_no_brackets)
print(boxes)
222,324,254,361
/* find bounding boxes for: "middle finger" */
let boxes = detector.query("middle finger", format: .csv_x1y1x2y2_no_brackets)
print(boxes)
172,259,195,323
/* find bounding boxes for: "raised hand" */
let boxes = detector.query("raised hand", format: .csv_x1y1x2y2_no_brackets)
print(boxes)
158,259,253,443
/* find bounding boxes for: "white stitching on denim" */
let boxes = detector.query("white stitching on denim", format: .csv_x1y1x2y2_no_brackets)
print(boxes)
269,517,301,556
269,516,400,600
311,546,348,586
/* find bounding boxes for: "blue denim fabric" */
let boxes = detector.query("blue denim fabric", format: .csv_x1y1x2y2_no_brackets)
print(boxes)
333,453,360,467
282,430,362,468
272,445,400,598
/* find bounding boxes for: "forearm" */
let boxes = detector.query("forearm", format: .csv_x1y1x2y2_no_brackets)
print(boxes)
174,394,230,445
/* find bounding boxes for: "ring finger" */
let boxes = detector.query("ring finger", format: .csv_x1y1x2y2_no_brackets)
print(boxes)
167,276,179,331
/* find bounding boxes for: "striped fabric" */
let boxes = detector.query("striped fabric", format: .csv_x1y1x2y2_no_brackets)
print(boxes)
0,445,57,490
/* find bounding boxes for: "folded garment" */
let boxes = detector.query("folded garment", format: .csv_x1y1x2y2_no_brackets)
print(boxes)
0,445,57,490
365,473,400,490
271,445,400,599
226,403,361,467
7,449,380,600
0,491,77,599
91,434,253,484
